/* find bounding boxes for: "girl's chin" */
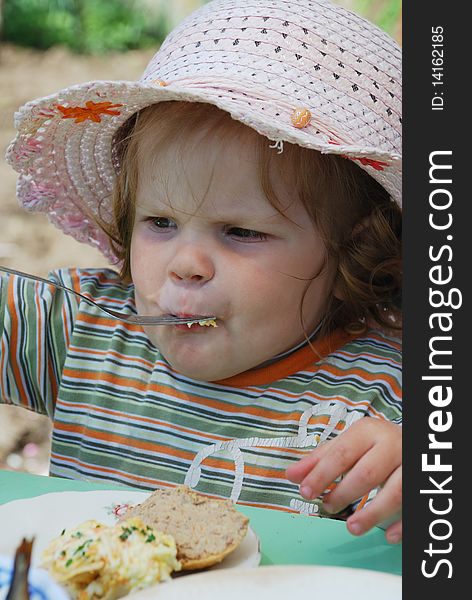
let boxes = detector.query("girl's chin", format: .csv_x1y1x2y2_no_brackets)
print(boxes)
147,326,258,380
162,344,245,381
157,342,227,380
165,358,232,381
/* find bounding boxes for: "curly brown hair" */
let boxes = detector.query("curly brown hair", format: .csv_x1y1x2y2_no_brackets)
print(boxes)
98,101,401,335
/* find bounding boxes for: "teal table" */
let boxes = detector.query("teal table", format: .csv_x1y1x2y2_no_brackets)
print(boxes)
0,469,401,575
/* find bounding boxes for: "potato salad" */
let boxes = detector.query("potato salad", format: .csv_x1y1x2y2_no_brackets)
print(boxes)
41,517,181,600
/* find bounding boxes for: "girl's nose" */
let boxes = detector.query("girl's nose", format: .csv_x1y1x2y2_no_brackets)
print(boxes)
168,244,215,284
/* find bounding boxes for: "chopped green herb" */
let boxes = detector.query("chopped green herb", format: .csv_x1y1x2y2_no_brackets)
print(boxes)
119,527,132,541
60,551,66,557
72,531,83,539
65,559,73,567
61,529,66,536
146,534,156,543
74,539,93,555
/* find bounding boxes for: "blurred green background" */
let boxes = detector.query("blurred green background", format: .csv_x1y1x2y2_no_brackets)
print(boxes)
0,0,402,54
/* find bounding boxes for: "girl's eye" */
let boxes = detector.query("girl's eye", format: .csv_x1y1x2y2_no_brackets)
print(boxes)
225,227,268,241
147,217,176,230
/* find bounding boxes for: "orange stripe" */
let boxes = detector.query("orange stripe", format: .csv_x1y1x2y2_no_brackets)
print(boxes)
355,494,370,512
368,406,389,419
47,359,58,403
69,345,108,356
235,499,296,513
0,336,7,401
75,312,122,329
7,278,29,406
77,311,142,333
55,421,195,461
70,269,81,295
70,346,157,371
201,457,288,478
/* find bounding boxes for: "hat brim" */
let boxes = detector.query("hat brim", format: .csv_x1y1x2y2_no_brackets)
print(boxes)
6,79,401,262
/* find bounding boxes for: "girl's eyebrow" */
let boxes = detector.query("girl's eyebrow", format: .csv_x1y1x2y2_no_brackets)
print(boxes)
136,195,285,223
212,211,287,227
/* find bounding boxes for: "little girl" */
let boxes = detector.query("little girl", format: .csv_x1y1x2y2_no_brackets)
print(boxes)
1,0,402,543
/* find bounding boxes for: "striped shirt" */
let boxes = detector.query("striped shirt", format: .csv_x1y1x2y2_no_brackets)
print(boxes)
0,268,402,514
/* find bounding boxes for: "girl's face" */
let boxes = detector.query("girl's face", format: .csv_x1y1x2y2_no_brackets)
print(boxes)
130,126,336,381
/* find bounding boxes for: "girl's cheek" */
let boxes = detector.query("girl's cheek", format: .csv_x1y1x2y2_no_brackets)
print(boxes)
130,232,152,279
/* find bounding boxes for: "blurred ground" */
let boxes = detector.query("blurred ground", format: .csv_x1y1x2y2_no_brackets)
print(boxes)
0,43,154,474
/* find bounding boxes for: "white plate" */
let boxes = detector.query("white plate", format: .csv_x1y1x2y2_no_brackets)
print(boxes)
0,490,260,571
131,565,401,600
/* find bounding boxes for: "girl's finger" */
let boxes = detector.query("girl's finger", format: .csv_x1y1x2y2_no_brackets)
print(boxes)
346,465,402,536
296,435,374,500
322,441,401,514
285,441,331,483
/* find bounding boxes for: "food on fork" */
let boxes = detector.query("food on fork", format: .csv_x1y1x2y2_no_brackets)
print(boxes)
119,486,249,570
187,319,218,328
40,517,180,600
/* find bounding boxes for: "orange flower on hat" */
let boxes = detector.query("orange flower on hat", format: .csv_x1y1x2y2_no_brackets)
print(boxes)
56,101,123,123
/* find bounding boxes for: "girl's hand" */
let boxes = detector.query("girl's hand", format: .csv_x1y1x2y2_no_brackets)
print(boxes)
285,417,402,544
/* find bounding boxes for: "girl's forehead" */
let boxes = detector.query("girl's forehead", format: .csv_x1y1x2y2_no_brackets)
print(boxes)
139,117,256,170
135,122,307,224
140,124,268,194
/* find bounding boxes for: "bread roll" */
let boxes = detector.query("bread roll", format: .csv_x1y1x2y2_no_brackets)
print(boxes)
119,486,249,570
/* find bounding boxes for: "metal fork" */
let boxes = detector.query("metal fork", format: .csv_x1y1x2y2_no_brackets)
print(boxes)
0,266,216,326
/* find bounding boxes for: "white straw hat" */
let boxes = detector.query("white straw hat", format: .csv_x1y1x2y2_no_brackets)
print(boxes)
6,0,401,261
